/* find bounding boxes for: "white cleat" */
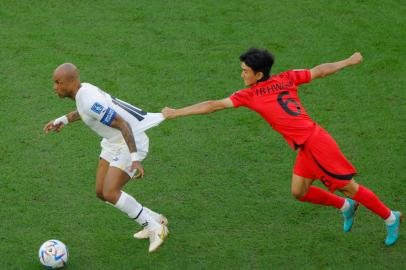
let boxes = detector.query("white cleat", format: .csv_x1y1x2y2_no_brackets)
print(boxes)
148,224,169,253
133,229,150,239
134,215,168,240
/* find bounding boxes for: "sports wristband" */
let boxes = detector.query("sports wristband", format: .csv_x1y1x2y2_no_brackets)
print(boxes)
53,115,69,126
130,152,139,162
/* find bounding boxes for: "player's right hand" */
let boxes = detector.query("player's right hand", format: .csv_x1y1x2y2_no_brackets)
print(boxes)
43,120,65,133
131,161,145,179
162,107,177,119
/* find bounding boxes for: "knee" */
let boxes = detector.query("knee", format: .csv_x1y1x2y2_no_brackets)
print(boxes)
339,180,359,197
96,190,105,201
291,174,312,201
291,189,306,200
291,185,309,201
102,189,120,204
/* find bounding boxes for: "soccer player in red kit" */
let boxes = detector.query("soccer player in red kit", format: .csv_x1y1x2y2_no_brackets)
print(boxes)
162,48,402,245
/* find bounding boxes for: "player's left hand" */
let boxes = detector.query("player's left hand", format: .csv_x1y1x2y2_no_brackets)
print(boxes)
131,161,145,179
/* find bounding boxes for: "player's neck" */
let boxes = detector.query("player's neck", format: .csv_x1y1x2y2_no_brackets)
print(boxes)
252,77,270,87
70,82,82,100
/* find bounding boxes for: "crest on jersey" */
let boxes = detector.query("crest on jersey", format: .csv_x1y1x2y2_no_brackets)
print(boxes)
91,102,104,114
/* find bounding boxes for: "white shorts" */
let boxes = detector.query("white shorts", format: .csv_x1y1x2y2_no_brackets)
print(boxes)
100,132,149,177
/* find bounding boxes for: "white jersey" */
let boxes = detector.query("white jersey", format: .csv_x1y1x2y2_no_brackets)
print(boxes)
75,82,164,143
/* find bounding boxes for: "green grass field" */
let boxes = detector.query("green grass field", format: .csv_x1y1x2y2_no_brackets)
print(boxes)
0,0,405,269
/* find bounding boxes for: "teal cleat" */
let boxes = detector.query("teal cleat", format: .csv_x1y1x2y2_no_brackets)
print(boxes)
385,211,403,246
342,198,359,232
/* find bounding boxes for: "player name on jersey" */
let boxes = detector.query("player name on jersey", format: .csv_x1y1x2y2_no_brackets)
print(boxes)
255,81,294,96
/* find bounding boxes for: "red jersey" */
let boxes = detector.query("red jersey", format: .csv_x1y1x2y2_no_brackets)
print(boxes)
230,69,316,150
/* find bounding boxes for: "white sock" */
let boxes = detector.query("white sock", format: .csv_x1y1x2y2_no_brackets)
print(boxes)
134,209,160,230
114,191,160,230
385,211,396,225
340,199,350,212
143,207,162,222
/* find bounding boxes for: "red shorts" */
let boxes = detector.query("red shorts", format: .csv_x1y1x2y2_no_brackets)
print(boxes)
293,125,356,192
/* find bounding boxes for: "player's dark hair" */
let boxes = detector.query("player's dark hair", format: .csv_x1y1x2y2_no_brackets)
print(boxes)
239,48,274,82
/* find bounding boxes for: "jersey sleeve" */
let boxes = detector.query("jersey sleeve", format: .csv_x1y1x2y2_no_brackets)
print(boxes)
287,69,312,85
80,92,117,126
229,88,252,108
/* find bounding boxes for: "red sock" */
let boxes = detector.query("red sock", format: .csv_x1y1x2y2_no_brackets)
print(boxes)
300,186,345,209
352,185,391,219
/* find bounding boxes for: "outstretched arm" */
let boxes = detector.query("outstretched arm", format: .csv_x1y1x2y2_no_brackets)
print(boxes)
110,114,137,154
162,98,234,119
310,52,363,80
110,114,144,178
43,110,81,133
65,110,81,122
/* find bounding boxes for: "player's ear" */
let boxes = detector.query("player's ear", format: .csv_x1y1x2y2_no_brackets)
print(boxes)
255,71,264,82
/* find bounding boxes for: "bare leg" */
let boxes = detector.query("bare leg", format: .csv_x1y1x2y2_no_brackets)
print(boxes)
101,166,160,231
102,166,131,204
291,174,314,200
95,158,110,200
337,179,359,198
292,174,345,209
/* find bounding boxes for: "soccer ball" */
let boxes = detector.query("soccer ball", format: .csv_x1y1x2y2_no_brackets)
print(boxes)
38,240,68,269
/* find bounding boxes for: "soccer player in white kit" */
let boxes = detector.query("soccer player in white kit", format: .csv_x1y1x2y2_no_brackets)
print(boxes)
43,63,168,253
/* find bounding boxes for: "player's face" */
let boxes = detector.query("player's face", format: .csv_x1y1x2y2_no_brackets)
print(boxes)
240,62,262,86
53,72,72,98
